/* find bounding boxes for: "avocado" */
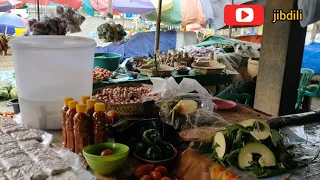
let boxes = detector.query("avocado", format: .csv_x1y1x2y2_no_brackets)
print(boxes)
238,143,276,169
212,131,227,159
240,119,270,140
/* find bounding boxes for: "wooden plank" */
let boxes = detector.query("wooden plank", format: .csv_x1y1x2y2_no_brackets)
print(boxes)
218,104,272,124
254,0,307,116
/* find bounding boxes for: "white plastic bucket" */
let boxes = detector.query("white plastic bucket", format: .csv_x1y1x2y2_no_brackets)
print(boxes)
10,36,96,130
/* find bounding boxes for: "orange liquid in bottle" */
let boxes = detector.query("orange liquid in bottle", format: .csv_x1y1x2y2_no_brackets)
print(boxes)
61,97,73,148
66,100,78,152
92,103,108,144
74,104,91,155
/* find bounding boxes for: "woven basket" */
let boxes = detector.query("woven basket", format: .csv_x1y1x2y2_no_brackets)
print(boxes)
92,84,153,116
247,59,259,78
191,61,226,75
140,64,174,77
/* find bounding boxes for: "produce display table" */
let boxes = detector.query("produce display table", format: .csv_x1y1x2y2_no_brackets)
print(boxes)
93,70,230,90
47,103,271,179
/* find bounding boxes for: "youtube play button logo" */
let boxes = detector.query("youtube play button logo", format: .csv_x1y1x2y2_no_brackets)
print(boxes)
224,5,264,26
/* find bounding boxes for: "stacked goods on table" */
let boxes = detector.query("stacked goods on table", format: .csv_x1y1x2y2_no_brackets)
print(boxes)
176,45,226,61
191,52,226,75
93,84,157,115
211,119,307,178
61,96,119,156
93,66,117,82
156,50,195,68
0,118,80,179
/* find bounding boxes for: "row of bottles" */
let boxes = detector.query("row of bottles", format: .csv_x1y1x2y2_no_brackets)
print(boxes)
61,96,108,155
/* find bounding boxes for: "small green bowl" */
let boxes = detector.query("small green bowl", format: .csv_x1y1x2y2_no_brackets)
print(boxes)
83,142,129,175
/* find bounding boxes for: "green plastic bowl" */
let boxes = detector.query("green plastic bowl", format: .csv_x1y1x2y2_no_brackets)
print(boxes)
83,142,129,175
94,53,121,71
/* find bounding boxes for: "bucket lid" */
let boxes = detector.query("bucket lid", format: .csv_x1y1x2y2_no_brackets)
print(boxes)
10,36,97,49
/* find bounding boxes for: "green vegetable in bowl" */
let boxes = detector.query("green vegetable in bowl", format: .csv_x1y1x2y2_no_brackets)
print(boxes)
10,88,18,99
157,141,175,159
145,146,163,160
142,129,161,145
135,142,148,158
0,89,9,100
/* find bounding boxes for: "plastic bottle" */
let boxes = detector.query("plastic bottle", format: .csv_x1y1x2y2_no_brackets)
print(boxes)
61,97,73,148
74,104,91,155
80,96,90,104
66,100,78,152
86,99,96,144
86,99,97,118
92,103,108,144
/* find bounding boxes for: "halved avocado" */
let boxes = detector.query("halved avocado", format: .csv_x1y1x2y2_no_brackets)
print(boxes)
173,100,198,115
213,131,227,159
238,143,276,169
240,119,270,140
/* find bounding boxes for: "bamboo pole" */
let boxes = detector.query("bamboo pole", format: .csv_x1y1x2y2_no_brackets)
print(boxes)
36,0,40,21
228,0,234,38
154,0,163,76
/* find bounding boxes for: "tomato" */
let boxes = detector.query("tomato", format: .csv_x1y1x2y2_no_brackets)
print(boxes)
150,171,162,180
135,164,155,178
140,175,153,180
160,177,171,180
154,166,168,177
218,170,238,180
210,164,227,179
100,69,104,72
100,149,113,156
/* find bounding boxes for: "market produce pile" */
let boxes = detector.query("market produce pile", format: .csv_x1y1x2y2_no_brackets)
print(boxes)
0,81,17,100
211,119,308,178
97,22,126,42
0,35,10,55
93,66,117,82
177,45,225,58
93,85,155,104
29,6,85,35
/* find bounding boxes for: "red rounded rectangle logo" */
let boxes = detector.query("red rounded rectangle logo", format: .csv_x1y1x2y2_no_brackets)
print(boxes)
224,5,264,26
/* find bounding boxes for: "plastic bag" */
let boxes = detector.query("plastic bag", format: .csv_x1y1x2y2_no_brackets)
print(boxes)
151,78,229,142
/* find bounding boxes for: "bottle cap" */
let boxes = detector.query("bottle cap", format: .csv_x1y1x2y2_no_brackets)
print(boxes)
80,96,90,104
63,97,73,105
68,100,78,109
76,104,87,113
94,103,105,112
86,99,97,108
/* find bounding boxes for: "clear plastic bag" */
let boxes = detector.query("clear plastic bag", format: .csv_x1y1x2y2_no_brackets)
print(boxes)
151,77,229,142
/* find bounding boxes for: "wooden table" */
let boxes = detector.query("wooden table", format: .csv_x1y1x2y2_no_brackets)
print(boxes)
48,103,271,149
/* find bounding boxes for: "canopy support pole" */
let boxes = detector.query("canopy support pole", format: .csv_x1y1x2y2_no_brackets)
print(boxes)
36,0,40,21
154,0,163,76
228,0,234,38
254,0,307,116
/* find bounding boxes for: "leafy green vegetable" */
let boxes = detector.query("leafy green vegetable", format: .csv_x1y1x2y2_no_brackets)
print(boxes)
0,81,12,92
10,88,18,99
0,89,9,100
